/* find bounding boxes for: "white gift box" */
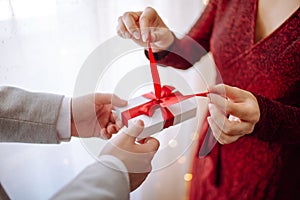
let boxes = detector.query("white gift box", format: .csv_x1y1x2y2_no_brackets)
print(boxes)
115,93,197,139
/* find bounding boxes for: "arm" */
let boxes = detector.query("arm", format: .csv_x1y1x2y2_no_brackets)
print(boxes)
52,120,160,199
254,94,300,144
51,155,130,200
0,86,63,143
0,86,127,143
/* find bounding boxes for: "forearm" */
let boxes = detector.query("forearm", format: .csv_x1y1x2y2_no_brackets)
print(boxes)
0,86,64,143
253,94,300,144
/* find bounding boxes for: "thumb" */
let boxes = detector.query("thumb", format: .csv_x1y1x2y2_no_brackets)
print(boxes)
94,93,127,106
111,94,128,107
140,7,157,42
210,84,246,102
123,120,145,142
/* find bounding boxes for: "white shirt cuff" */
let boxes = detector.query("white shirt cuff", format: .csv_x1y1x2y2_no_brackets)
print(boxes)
56,97,71,141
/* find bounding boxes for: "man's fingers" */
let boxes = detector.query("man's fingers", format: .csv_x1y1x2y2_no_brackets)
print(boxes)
142,137,160,152
111,112,123,129
107,124,118,134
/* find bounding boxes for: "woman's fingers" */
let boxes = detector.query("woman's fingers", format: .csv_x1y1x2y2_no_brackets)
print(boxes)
210,84,247,102
122,12,142,39
208,93,252,120
117,12,141,39
117,16,127,38
207,117,242,144
208,103,253,136
139,7,159,42
209,84,260,123
117,8,158,41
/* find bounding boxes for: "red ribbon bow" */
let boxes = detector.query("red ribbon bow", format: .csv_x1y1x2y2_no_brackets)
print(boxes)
121,41,208,128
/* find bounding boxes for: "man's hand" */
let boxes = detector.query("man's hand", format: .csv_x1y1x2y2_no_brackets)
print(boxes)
100,120,160,191
71,93,127,139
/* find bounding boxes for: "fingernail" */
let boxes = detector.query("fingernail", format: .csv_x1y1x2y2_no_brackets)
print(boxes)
135,119,144,126
120,99,128,106
142,34,147,42
133,31,140,39
207,116,211,123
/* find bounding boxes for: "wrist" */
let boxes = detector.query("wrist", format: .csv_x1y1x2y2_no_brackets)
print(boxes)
153,31,176,53
70,98,79,137
144,32,176,60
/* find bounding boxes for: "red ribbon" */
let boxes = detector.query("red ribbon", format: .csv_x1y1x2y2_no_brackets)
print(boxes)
148,40,162,99
121,41,208,128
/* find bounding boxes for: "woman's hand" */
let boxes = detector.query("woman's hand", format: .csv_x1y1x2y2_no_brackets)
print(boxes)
207,84,260,144
117,7,175,52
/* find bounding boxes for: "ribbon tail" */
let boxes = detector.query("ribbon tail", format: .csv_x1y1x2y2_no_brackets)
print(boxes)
148,41,161,99
178,91,209,101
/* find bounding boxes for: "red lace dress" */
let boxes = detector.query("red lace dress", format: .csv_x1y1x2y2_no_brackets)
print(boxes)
155,0,300,199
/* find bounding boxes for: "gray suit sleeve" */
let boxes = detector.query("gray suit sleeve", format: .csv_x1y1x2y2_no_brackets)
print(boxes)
0,86,64,143
51,155,130,200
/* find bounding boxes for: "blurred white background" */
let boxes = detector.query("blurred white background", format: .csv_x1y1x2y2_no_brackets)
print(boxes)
0,0,215,199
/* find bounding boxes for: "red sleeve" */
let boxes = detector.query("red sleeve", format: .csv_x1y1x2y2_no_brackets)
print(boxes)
253,94,300,144
156,0,218,69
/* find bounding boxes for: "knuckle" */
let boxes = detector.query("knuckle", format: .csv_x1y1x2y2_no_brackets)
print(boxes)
223,121,232,134
225,101,233,114
219,136,228,145
139,15,147,24
247,125,255,134
248,108,260,122
216,136,224,144
122,12,131,19
223,140,229,145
